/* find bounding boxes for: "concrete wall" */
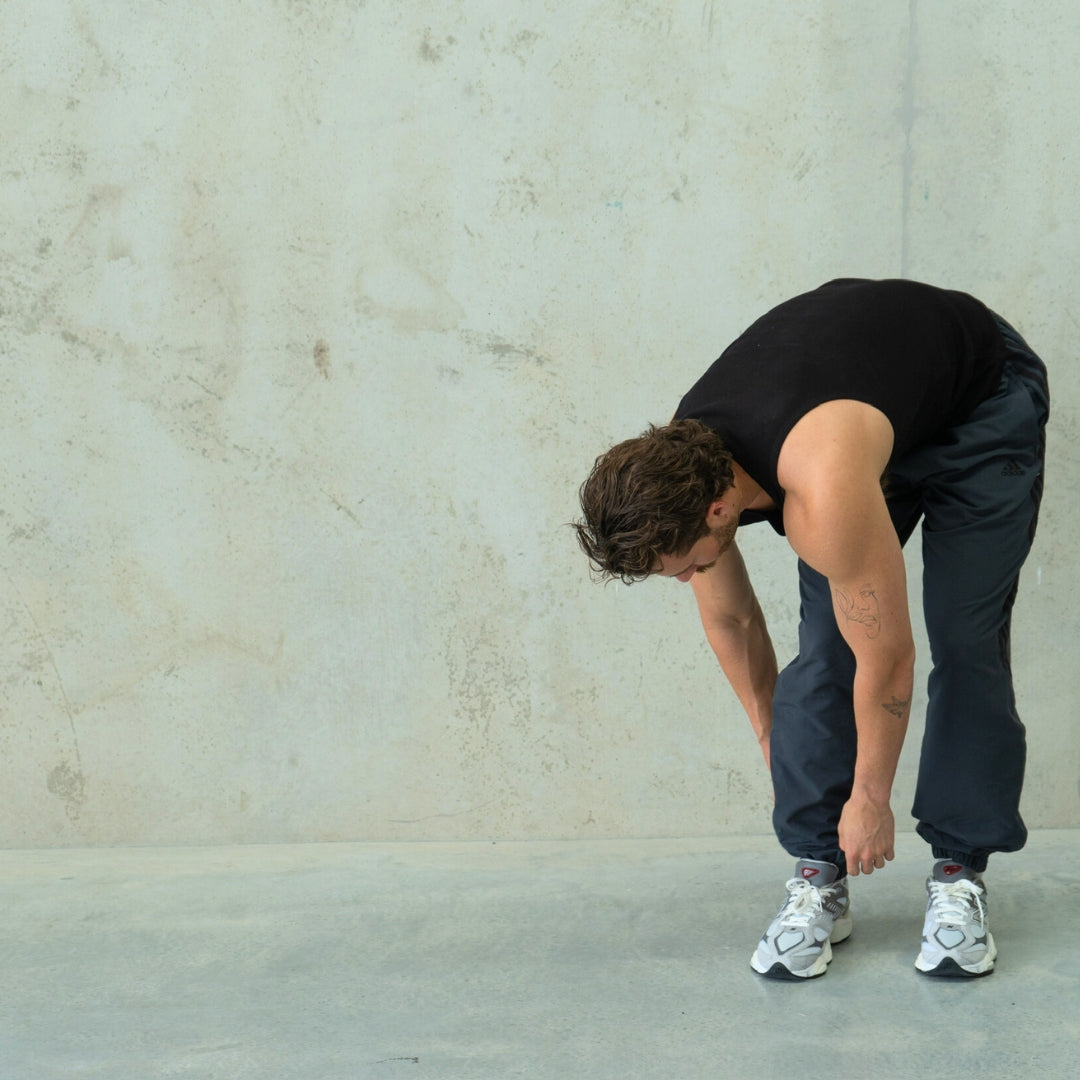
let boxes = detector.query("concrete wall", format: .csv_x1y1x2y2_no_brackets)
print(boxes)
2,0,1077,847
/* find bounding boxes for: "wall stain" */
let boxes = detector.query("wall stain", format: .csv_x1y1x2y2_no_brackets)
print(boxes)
4,565,86,821
460,331,550,371
47,760,87,820
355,260,466,335
504,29,540,68
792,150,816,182
440,543,534,801
420,29,456,63
701,0,718,41
66,184,125,242
495,174,539,216
186,374,222,400
324,489,363,524
386,798,499,825
313,338,331,379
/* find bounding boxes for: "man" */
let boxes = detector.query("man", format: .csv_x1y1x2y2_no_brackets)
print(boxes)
575,278,1049,980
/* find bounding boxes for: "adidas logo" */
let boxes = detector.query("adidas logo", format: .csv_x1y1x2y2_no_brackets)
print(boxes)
1001,459,1025,477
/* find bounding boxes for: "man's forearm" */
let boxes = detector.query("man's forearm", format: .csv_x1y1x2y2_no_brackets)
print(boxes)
701,596,778,745
850,650,915,802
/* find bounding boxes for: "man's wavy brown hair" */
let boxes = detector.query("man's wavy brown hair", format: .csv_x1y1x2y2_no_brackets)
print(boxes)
574,418,735,583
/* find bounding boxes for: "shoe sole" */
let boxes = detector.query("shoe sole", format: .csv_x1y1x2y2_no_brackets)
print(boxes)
915,933,997,978
916,956,995,978
755,959,829,981
750,926,851,980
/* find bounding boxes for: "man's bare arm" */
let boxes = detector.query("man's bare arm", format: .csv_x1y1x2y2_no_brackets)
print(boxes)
780,400,915,875
690,542,778,766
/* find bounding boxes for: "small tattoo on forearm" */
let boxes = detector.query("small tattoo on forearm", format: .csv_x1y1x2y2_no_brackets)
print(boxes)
881,696,909,718
834,584,881,639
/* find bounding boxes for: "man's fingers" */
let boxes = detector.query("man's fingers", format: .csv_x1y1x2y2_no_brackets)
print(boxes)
844,853,893,876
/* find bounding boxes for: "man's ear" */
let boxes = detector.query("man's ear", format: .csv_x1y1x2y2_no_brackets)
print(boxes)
704,496,734,526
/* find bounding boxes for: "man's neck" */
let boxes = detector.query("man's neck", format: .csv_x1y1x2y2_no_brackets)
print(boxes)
730,462,776,512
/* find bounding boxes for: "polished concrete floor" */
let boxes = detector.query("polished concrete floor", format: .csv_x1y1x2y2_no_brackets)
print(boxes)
1,829,1077,1080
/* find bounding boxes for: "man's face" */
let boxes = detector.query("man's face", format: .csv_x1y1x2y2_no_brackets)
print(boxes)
655,518,738,583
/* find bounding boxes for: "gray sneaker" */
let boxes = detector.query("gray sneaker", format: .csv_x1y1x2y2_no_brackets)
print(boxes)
915,860,997,977
750,859,853,980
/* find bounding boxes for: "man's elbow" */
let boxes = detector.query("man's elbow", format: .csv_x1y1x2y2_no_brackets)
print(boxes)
703,604,764,640
861,638,916,687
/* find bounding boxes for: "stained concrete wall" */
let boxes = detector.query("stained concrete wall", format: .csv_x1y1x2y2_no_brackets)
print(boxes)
1,1,1077,847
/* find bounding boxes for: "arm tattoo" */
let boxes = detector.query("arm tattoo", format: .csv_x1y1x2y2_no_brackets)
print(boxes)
881,695,910,719
833,583,881,639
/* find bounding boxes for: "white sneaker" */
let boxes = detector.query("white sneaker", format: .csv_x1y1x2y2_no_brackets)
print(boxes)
750,860,852,980
915,860,997,977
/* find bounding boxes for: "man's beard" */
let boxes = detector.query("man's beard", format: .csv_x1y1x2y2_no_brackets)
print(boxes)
696,517,739,572
714,516,739,553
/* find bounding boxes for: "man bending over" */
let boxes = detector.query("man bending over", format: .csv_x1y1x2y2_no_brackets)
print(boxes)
575,278,1048,980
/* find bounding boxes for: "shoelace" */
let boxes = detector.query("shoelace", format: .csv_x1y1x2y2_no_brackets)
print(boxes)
927,879,986,927
778,878,830,927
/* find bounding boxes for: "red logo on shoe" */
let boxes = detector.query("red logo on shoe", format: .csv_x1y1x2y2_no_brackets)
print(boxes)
943,864,964,876
801,867,820,879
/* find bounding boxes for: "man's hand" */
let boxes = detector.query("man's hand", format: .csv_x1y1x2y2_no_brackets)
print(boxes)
838,794,895,876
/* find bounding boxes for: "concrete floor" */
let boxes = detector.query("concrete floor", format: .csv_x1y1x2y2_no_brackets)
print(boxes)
1,830,1077,1080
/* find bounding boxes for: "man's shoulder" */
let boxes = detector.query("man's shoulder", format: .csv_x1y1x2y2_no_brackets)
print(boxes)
777,400,895,498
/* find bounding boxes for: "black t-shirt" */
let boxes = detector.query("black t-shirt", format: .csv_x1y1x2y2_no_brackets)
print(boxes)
673,278,1008,529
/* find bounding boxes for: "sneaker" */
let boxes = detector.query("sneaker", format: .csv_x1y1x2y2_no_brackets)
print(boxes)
915,860,997,978
750,859,853,980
